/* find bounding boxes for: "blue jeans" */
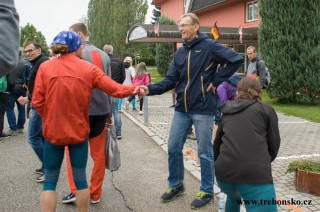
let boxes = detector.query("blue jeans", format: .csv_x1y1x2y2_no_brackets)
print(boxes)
217,179,277,212
28,109,44,168
167,111,214,194
112,97,122,136
6,87,27,131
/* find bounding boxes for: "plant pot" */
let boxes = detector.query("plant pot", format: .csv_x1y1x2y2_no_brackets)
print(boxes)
294,169,320,196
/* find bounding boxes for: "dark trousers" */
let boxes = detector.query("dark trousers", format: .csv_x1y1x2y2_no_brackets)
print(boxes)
0,92,9,134
6,86,27,130
128,95,144,111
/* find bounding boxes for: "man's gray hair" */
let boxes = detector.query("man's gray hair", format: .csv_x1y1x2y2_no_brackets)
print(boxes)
103,44,113,54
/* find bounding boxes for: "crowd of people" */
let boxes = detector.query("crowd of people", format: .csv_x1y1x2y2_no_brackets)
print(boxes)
1,1,280,211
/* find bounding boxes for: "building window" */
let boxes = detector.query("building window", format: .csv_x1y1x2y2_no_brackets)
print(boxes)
246,1,258,22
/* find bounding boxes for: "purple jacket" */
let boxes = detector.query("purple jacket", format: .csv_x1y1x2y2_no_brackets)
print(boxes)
217,82,237,104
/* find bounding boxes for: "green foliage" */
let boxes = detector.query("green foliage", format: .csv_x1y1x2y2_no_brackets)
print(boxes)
286,160,320,174
20,23,49,56
155,16,176,77
88,0,148,60
259,0,320,103
147,66,163,83
151,6,161,24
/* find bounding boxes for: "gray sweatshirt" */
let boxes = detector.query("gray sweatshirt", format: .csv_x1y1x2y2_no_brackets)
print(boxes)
0,0,20,77
82,41,112,116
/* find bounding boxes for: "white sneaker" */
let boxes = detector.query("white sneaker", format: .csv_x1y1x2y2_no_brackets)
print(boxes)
91,198,101,204
139,111,143,115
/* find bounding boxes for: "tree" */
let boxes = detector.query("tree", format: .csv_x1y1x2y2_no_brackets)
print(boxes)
259,0,320,103
20,23,49,56
155,16,176,77
151,6,161,24
88,0,148,60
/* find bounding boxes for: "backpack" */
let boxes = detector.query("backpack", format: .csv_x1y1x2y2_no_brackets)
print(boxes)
0,75,7,92
256,58,271,87
227,75,242,87
7,58,32,89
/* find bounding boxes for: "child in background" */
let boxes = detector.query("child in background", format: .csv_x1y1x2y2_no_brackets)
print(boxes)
217,75,243,105
127,62,151,115
118,56,136,111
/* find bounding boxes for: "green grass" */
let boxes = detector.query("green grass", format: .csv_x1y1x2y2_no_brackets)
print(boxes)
143,67,320,123
147,66,164,83
261,91,320,123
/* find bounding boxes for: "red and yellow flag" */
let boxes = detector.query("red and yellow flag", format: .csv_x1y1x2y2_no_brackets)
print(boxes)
211,21,220,40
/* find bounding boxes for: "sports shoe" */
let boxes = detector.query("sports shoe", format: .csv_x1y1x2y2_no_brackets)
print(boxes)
91,198,101,204
0,133,10,138
125,101,129,110
117,135,122,140
160,184,185,203
18,129,24,133
35,174,45,183
6,129,18,136
35,168,44,175
139,111,143,115
62,193,76,203
190,191,213,210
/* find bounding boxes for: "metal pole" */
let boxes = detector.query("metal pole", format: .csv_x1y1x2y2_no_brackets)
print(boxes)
143,96,148,124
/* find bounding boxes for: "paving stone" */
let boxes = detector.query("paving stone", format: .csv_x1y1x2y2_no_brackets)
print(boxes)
122,92,320,209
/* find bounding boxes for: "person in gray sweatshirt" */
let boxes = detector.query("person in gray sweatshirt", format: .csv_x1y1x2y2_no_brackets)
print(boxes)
0,0,20,77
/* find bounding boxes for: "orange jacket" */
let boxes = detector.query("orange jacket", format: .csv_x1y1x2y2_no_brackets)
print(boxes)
32,54,138,145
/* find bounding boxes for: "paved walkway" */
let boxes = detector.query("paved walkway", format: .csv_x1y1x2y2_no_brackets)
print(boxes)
0,114,216,211
121,91,320,212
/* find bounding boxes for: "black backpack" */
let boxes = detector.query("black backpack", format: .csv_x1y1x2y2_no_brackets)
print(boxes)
7,59,32,89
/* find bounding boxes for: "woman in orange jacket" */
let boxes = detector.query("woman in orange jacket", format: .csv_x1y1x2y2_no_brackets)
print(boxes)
32,30,144,212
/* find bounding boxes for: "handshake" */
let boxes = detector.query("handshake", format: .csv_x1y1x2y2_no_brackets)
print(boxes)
134,85,149,98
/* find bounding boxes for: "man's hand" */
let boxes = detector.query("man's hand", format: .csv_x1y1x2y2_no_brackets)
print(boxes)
17,96,29,105
106,117,113,128
206,83,216,94
139,86,149,98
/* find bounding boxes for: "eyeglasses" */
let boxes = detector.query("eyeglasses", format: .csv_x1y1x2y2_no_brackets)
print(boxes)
177,24,194,28
24,48,37,54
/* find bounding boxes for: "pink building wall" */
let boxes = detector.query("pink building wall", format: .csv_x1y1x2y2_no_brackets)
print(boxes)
199,0,260,28
156,0,184,23
153,0,260,28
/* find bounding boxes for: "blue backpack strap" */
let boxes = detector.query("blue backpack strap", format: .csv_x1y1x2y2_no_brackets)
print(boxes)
23,59,32,85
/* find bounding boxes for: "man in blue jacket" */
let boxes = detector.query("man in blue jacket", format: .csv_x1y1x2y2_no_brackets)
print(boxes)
142,13,243,210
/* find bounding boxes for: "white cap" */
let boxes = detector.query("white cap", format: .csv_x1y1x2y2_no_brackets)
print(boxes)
124,56,133,63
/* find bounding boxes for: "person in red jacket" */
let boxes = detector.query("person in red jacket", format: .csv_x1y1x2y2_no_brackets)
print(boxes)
32,30,144,212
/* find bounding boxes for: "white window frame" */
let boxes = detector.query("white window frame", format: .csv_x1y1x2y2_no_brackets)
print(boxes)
246,1,258,22
184,0,191,14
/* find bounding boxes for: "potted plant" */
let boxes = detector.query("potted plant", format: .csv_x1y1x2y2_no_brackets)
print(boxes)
286,160,320,196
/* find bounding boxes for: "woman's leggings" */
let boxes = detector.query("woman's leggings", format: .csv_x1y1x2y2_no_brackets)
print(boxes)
128,95,144,111
42,140,88,191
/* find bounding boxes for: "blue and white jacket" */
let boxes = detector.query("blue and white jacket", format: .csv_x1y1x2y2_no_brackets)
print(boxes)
148,32,243,115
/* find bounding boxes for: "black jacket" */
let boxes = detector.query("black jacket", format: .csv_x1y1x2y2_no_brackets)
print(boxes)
214,99,280,184
7,58,26,89
27,54,49,101
108,54,125,84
